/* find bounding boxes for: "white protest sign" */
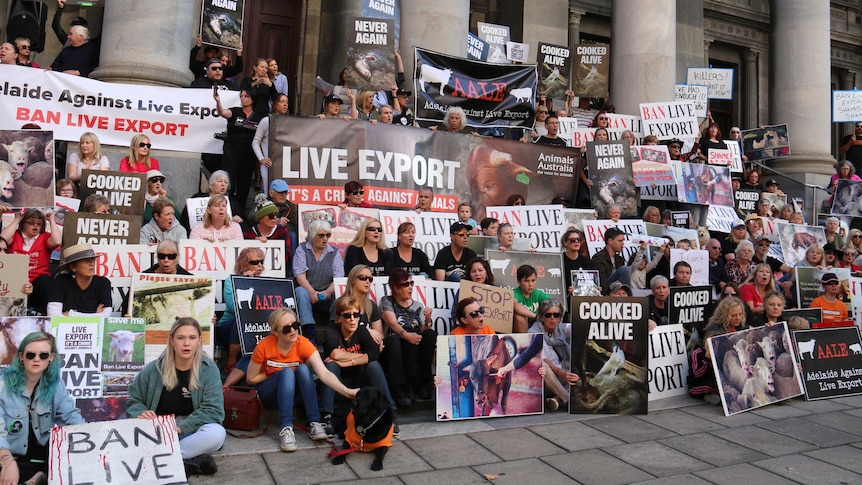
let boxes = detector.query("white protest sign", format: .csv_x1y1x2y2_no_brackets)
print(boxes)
708,149,733,166
670,249,709,286
647,324,690,401
581,219,647,261
486,205,565,252
606,113,644,136
639,101,699,141
686,68,734,100
558,117,579,141
379,210,458,264
832,90,862,122
53,317,102,398
674,84,709,118
50,416,186,484
506,41,530,63
641,183,678,201
706,205,739,233
723,140,744,173
415,279,459,335
850,276,862,329
561,127,638,148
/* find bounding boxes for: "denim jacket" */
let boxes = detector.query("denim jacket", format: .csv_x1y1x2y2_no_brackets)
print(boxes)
0,377,83,457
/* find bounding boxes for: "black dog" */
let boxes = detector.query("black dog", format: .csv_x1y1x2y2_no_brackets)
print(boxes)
331,387,394,471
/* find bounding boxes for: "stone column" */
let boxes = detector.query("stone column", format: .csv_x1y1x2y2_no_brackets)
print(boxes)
703,38,712,67
90,0,195,86
568,9,585,85
676,0,704,81
611,0,676,115
401,0,469,87
745,48,759,129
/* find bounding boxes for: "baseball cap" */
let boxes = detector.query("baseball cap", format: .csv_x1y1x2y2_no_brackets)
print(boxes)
270,179,290,193
396,88,412,97
821,272,839,284
324,94,343,105
766,179,780,186
450,222,471,234
607,281,632,296
732,219,746,228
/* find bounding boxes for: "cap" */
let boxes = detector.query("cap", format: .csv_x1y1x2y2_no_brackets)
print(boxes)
821,272,839,283
324,94,343,105
744,214,760,222
71,17,88,27
823,242,840,255
254,195,279,221
755,235,771,243
58,243,98,273
270,179,290,193
732,219,746,228
396,88,412,97
450,222,471,234
667,138,683,148
766,179,780,186
608,281,632,296
146,169,165,181
731,175,743,181
205,57,223,68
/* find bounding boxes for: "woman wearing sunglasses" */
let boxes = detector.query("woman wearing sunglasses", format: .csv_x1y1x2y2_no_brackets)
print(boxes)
47,243,112,317
241,309,355,452
119,134,159,173
452,297,495,335
143,169,170,225
190,195,243,242
528,300,579,411
329,265,385,346
218,247,265,370
339,181,374,209
344,218,393,277
0,332,82,485
127,318,225,476
244,196,290,254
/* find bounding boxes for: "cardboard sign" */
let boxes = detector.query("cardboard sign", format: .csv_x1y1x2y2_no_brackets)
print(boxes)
569,296,648,414
674,84,708,117
686,68,734,100
741,124,791,162
78,169,146,216
486,205,565,253
832,90,862,122
639,101,699,141
647,324,690,401
232,276,296,354
586,140,638,218
0,254,29,301
50,416,185,484
200,0,244,50
63,212,143,247
380,209,458,264
792,327,862,400
484,250,565,303
574,43,610,98
709,323,804,416
459,280,514,334
668,285,711,332
476,22,510,64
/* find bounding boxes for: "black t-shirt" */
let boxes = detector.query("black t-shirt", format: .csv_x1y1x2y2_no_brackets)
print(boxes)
225,107,263,148
754,254,784,273
52,274,112,314
393,247,432,277
535,136,568,148
156,368,194,417
433,246,477,280
841,134,862,167
649,296,669,326
322,325,379,386
564,253,592,290
343,246,393,276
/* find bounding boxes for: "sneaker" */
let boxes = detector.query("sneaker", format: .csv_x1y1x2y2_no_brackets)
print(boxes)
545,397,560,412
183,454,218,476
309,421,328,441
321,413,335,436
393,419,400,437
279,426,297,451
704,394,721,406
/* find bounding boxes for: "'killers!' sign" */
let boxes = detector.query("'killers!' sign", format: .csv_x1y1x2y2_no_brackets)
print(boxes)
413,47,538,128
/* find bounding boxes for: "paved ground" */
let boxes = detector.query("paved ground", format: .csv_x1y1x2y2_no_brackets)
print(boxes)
190,394,862,484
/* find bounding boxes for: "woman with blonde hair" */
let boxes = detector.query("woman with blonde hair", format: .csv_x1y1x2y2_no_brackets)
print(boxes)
739,262,776,316
66,131,109,181
190,194,242,242
331,264,384,345
343,218,393,276
120,134,159,173
355,90,379,121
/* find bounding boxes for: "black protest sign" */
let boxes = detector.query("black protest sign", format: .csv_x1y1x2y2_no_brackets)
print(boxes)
347,18,396,91
671,211,691,229
485,250,565,302
668,286,711,333
734,188,760,214
569,296,648,414
792,327,862,400
232,276,297,355
585,140,637,218
537,42,571,108
200,0,244,51
573,43,609,98
62,212,142,248
78,169,146,216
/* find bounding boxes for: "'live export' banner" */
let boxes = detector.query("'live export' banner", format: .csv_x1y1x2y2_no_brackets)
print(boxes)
0,65,240,153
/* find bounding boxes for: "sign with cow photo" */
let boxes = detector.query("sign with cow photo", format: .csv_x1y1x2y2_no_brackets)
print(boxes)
708,323,804,416
0,317,51,368
569,296,648,414
792,326,862,400
129,274,215,364
78,169,146,216
232,276,297,355
0,130,55,209
484,250,565,303
435,333,543,420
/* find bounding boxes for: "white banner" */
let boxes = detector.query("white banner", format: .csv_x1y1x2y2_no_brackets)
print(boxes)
0,65,240,153
639,101,699,141
647,323,689,401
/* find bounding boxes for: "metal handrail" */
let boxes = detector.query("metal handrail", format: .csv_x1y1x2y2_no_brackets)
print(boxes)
747,159,829,223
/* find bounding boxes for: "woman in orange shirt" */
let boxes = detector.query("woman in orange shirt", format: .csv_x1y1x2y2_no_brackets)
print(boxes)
451,297,496,335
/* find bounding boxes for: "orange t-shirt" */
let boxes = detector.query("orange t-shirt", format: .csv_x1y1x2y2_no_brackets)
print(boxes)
450,325,496,336
251,334,317,376
809,296,848,323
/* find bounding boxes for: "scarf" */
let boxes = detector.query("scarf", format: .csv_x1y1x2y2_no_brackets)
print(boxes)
529,320,569,367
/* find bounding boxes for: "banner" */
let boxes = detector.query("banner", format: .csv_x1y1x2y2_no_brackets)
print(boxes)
0,65,240,153
668,285,711,332
233,276,296,355
537,43,571,109
672,161,733,207
62,213,143,247
458,280,514,333
476,22,510,64
362,0,400,46
648,324,689,401
792,327,862,400
345,18,396,91
466,33,488,61
485,250,565,302
78,169,146,216
741,124,791,162
585,140,637,218
569,296,648,414
631,145,674,187
685,68,734,100
413,47,538,128
485,205,565,253
674,84,708,118
639,101,699,141
832,90,862,122
272,116,579,222
380,210,458,264
573,43,610,98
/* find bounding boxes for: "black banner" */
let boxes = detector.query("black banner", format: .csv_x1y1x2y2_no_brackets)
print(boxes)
668,286,712,332
232,276,297,355
413,47,538,128
793,327,862,400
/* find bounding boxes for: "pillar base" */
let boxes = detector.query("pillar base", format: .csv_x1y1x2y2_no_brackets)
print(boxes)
90,63,193,88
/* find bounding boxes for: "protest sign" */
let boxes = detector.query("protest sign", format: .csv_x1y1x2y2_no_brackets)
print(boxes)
672,161,733,207
50,416,186,484
648,324,689,401
674,84,708,118
76,397,128,423
466,32,488,61
485,250,565,302
200,0,244,50
792,327,862,400
185,196,234,231
833,90,862,122
537,42,571,108
671,211,691,229
0,65,240,153
573,43,609,98
831,179,862,216
631,145,674,187
99,317,145,397
741,124,791,161
413,47,537,128
361,0,400,45
644,222,699,249
0,130,55,209
0,317,50,368
708,148,733,166
298,204,380,255
734,188,760,214
641,183,678,201
0,254,29,301
467,235,499,259
232,276,296,354
706,205,739,233
709,323,803,416
436,333,543,419
639,101,699,141
561,208,595,231
671,249,709,285
585,140,638,218
459,280,514,333
852,276,862,329
686,68,734,100
78,169,146,216
668,285,711,332
796,267,851,314
506,42,529,63
569,296,648,414
760,193,786,218
380,209,458,264
62,213,143,247
476,22,510,64
723,140,744,173
53,316,102,398
777,222,826,267
486,205,565,253
582,219,647,260
415,279,459,335
345,18,396,91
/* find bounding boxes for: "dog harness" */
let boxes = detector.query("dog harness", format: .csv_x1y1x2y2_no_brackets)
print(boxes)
344,409,394,452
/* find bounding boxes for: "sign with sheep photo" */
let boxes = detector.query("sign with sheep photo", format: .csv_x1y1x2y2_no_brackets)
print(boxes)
708,322,804,416
0,130,55,209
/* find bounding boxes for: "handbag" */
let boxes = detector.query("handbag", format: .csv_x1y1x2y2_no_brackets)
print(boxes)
222,386,268,438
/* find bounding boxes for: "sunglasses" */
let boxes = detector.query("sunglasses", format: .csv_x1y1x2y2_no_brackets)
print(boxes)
537,110,548,114
567,238,581,243
247,259,264,266
758,242,770,247
598,117,608,121
149,177,166,184
316,233,332,238
723,292,737,296
824,281,840,286
397,280,415,288
265,213,278,219
468,307,486,318
366,226,382,233
19,45,30,50
513,201,524,205
853,235,862,239
209,66,223,71
24,351,50,361
139,143,152,148
340,312,362,320
356,274,374,282
280,321,301,334
351,190,365,196
543,312,562,319
157,252,178,260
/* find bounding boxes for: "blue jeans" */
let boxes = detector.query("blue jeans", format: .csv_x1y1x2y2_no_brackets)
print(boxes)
317,360,396,415
236,356,320,428
177,422,226,459
294,286,334,345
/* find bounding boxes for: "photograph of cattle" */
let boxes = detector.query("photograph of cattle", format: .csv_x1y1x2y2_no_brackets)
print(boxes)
0,317,51,367
435,333,543,420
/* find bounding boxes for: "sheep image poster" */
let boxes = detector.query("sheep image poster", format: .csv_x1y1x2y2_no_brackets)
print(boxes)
708,323,804,416
0,130,55,209
0,316,51,367
586,140,638,218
